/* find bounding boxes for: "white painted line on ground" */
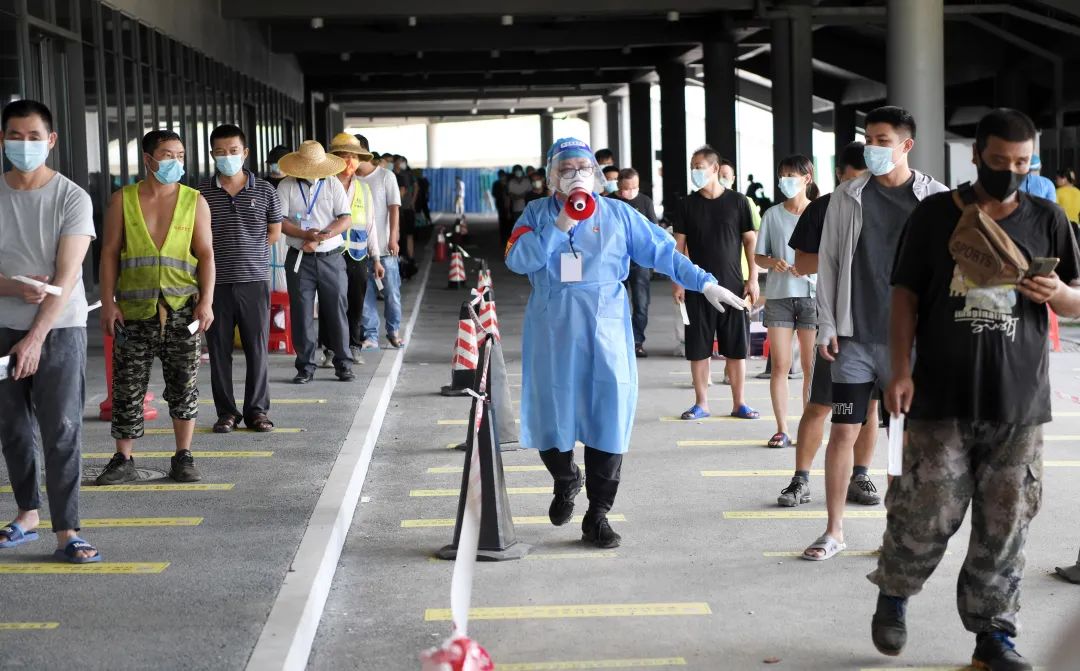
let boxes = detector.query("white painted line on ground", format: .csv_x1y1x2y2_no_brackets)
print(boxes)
245,243,434,671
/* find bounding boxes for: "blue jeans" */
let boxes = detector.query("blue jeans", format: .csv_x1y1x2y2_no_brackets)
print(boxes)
624,262,652,345
363,255,402,340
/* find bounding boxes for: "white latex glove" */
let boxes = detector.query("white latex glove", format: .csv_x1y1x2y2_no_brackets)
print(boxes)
703,282,747,313
554,207,577,233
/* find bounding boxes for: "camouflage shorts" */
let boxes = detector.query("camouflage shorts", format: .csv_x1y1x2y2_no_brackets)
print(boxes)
111,301,201,440
868,419,1043,636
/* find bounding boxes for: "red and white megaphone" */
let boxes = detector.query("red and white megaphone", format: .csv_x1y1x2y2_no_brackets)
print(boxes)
564,188,596,221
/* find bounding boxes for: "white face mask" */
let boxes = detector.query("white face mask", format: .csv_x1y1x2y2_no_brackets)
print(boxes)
691,168,712,190
719,177,734,190
619,188,639,200
778,176,804,200
559,176,591,195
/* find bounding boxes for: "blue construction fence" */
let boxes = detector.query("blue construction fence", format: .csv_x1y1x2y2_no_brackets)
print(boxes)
420,167,500,215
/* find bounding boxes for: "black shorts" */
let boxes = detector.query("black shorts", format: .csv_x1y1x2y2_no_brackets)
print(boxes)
400,208,416,235
808,351,883,417
684,291,749,361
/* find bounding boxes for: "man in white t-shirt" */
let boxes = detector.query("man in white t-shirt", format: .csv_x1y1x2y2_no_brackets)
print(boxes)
0,100,97,562
353,134,405,350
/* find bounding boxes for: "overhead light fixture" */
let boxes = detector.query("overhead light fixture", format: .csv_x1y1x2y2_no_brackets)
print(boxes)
340,52,350,62
546,106,554,113
408,16,417,27
509,107,515,114
311,17,324,29
471,107,478,115
667,11,680,22
501,14,514,26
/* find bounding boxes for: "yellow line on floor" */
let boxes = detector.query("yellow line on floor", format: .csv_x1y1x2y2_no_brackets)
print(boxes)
500,658,687,670
192,399,326,405
83,451,272,459
410,486,548,497
428,464,549,474
43,517,203,528
0,622,59,630
525,552,618,561
1046,460,1080,466
0,562,169,574
724,510,885,519
764,550,880,558
859,667,970,671
83,484,234,492
144,427,302,434
1045,435,1080,441
703,469,887,477
424,602,711,621
402,514,626,528
659,415,799,422
1053,411,1080,417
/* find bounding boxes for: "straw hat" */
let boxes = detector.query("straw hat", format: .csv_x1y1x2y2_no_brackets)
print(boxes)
328,133,374,161
278,140,346,180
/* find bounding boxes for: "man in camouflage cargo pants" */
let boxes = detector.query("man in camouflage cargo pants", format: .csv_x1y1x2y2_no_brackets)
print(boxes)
872,109,1080,671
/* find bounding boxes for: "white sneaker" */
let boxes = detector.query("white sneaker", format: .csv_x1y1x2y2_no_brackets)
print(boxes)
351,347,365,364
361,339,380,352
319,351,334,368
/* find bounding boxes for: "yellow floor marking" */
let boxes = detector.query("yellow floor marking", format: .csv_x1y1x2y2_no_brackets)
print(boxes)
859,667,972,671
43,517,202,528
724,510,885,519
1,484,232,493
1045,435,1080,441
428,464,549,474
425,602,711,621
659,415,799,422
83,451,272,459
403,514,626,528
500,658,687,670
703,469,886,477
0,622,59,631
410,486,548,497
438,419,520,426
0,562,169,574
194,398,326,405
1046,460,1080,466
525,552,617,561
144,427,302,434
764,550,881,558
1053,411,1080,417
677,439,765,447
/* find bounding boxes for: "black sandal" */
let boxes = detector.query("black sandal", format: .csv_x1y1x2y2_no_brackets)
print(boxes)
213,415,240,434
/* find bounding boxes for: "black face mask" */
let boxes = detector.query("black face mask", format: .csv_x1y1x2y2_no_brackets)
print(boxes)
976,158,1026,201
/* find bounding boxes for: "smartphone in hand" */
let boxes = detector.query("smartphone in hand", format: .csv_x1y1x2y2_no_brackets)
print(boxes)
1025,257,1060,278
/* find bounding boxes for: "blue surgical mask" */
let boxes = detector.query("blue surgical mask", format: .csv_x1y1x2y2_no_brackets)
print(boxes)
269,162,280,174
778,176,804,200
863,144,897,177
3,140,50,173
691,168,711,190
604,179,618,194
215,155,244,177
152,158,185,185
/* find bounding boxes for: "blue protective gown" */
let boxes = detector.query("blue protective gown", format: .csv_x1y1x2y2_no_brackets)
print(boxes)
505,194,716,454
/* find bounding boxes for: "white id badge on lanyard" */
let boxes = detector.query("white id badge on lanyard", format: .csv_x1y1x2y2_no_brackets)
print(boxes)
561,253,583,282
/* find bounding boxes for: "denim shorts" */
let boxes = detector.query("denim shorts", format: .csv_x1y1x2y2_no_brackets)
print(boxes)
763,296,817,329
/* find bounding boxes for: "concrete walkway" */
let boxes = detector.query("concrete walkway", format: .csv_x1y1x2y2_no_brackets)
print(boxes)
311,216,1080,670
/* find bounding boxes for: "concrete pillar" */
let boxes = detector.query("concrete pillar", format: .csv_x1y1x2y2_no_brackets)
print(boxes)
426,121,441,168
703,37,737,165
588,99,608,154
659,61,688,213
834,104,857,163
770,5,814,172
540,113,554,164
603,94,623,164
629,81,653,197
887,0,945,179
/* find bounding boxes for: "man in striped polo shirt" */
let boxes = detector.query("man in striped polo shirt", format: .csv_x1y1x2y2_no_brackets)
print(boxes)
199,124,283,434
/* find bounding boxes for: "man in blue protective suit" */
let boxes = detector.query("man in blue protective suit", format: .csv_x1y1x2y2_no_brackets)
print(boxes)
1018,153,1057,203
505,138,747,548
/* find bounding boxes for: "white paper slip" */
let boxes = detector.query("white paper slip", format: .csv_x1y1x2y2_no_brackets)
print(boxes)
375,277,384,291
560,252,582,282
13,275,62,296
679,302,690,326
87,300,102,312
293,250,303,273
187,321,200,335
888,413,904,476
0,355,10,382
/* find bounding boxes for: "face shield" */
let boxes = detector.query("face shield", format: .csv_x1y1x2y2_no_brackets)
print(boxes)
545,137,604,196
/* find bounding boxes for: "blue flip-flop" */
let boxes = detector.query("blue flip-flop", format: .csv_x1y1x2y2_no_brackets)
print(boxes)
54,537,102,564
731,404,761,420
0,522,39,548
680,404,711,420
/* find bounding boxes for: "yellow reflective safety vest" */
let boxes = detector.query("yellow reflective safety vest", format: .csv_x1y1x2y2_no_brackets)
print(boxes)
346,178,373,261
116,182,200,320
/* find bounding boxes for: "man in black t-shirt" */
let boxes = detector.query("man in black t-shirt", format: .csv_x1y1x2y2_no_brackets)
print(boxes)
868,109,1080,670
673,146,759,420
777,142,881,509
613,168,659,357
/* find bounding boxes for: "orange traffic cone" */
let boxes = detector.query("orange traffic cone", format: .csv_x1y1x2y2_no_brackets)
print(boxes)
441,301,480,396
99,332,158,422
447,250,467,289
434,227,448,263
477,292,500,342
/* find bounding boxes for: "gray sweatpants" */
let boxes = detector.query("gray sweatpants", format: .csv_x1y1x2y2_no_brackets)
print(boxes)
0,327,86,531
285,248,352,375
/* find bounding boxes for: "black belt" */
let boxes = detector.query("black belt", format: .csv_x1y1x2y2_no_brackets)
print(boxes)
290,247,344,257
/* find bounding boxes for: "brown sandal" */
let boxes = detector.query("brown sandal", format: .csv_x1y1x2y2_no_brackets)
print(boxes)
213,415,240,434
247,415,274,433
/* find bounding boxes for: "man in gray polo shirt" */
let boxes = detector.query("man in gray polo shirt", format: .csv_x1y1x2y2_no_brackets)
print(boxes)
0,100,98,562
807,106,948,561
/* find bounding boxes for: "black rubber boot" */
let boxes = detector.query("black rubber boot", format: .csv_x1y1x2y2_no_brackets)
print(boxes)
538,448,583,526
972,631,1032,671
871,593,908,656
580,447,623,548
